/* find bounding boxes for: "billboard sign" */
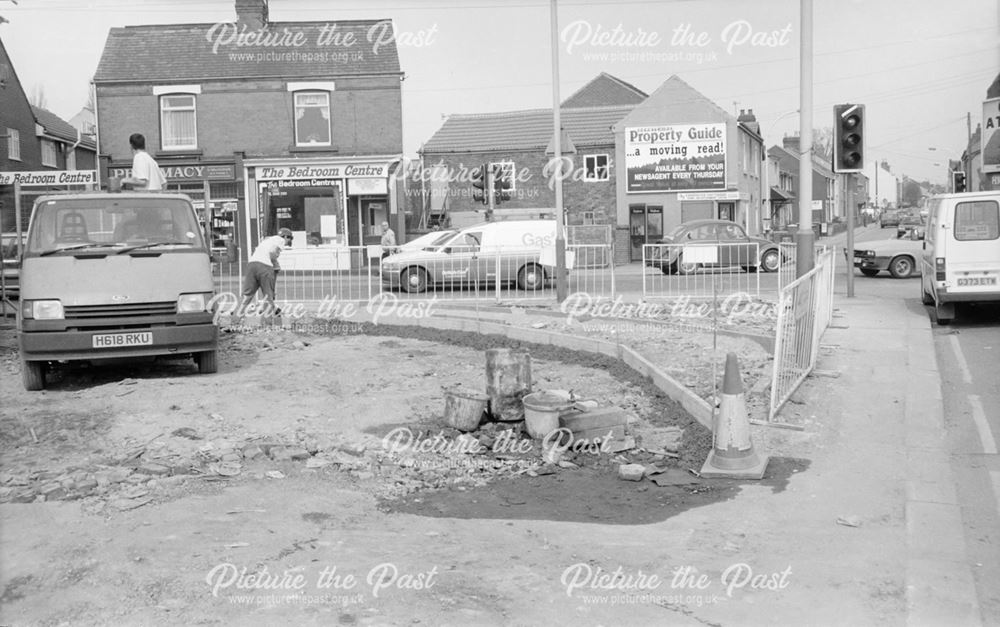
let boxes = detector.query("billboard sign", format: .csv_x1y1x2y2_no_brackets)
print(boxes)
983,97,1000,174
625,123,726,193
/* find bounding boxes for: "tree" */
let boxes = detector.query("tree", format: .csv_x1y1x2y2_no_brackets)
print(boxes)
902,178,923,206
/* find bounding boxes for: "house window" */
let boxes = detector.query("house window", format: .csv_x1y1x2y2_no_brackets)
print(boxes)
584,154,609,181
41,139,57,167
6,128,20,161
294,91,331,146
582,211,595,225
160,94,198,150
488,161,516,190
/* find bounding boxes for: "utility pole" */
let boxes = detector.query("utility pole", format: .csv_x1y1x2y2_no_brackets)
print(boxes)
551,0,567,301
795,0,815,277
846,172,854,297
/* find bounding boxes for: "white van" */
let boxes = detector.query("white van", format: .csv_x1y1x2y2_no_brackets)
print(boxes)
919,191,1000,323
381,220,569,293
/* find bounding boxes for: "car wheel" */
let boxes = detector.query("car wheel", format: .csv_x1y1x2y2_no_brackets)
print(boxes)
517,263,545,290
22,359,46,391
921,284,934,305
195,350,218,374
660,265,673,276
402,267,429,293
760,249,780,273
889,255,914,279
675,253,699,275
860,268,880,277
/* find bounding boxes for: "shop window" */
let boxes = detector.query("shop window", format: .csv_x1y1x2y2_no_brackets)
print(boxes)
160,94,198,150
584,154,609,181
294,91,331,146
6,128,20,161
41,139,57,167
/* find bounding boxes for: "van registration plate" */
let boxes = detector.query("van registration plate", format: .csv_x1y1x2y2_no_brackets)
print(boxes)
957,277,997,287
92,332,153,348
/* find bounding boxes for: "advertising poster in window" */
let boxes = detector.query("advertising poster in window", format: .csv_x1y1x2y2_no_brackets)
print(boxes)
625,123,726,193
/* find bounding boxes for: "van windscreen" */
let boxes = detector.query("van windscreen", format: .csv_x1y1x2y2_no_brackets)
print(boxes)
27,197,206,254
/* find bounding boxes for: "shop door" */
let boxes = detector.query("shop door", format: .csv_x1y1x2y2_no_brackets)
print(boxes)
718,202,735,222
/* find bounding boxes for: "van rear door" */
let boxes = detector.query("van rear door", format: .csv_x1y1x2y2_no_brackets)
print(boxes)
945,196,1000,294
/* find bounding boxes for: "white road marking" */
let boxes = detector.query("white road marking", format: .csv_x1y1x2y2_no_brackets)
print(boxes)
969,395,998,455
948,334,974,385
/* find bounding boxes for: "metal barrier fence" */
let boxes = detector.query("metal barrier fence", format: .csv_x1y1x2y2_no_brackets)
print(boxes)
641,242,770,300
767,246,836,423
215,244,616,309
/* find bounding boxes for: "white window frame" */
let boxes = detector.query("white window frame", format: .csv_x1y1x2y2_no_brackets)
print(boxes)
293,91,332,147
41,139,57,167
488,161,516,190
581,211,596,225
7,128,20,161
159,93,198,151
583,154,609,182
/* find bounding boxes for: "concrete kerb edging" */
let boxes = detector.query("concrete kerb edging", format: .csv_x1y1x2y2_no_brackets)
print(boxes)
360,312,715,430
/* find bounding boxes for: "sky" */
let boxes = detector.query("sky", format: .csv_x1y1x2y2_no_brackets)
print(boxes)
1,0,997,185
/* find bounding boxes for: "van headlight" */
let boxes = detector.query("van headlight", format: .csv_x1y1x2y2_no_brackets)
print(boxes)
22,299,64,320
177,293,209,313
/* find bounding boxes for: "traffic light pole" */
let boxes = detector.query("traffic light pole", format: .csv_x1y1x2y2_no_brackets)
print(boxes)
551,0,567,302
846,172,855,298
795,0,815,278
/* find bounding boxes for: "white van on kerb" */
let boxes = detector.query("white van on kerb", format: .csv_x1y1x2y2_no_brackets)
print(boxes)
381,220,570,293
919,191,1000,323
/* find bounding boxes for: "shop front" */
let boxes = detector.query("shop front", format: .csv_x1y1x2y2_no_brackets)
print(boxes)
108,160,240,254
243,157,401,271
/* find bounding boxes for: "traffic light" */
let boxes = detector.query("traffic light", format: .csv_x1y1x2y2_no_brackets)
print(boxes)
833,103,865,173
492,163,512,205
471,164,488,205
952,170,966,193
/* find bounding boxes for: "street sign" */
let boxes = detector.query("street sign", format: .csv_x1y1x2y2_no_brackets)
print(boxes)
0,170,98,186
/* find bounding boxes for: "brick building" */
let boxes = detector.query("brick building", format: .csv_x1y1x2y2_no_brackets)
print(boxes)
1,38,97,232
612,76,764,263
416,73,646,247
93,0,404,268
768,137,836,232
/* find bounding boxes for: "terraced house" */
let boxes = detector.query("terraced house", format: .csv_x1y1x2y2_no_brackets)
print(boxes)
93,0,405,269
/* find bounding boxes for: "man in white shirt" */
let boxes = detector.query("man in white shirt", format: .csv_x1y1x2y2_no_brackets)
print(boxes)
235,227,293,324
121,133,167,191
380,221,396,260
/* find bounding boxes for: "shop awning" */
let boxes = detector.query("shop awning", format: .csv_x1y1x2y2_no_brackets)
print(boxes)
770,186,794,201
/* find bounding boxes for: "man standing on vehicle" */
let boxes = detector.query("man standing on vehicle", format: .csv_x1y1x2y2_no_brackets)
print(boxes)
121,133,167,191
233,228,293,326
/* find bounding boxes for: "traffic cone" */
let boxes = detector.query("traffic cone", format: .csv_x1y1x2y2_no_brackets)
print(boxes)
700,353,769,479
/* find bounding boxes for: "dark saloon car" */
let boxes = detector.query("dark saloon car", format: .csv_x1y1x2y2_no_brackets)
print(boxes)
645,219,782,274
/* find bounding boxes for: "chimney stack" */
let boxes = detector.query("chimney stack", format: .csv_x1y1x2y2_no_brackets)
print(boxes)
236,0,268,30
782,136,800,152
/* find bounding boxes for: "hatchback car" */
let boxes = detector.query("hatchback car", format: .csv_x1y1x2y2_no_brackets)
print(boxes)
645,219,782,274
896,213,924,239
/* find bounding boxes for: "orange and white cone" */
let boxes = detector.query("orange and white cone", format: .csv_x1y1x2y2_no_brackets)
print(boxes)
700,352,769,479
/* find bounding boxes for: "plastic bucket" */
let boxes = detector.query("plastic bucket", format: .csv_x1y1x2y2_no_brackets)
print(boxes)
444,388,489,432
523,390,574,439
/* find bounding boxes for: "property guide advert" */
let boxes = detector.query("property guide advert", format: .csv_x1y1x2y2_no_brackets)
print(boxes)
625,123,726,193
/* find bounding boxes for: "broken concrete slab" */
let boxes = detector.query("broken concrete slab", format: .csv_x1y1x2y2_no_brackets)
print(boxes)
618,464,645,482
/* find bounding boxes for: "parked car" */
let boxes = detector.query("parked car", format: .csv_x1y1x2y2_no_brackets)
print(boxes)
381,220,564,292
880,210,902,229
645,219,782,274
397,229,457,253
852,231,924,278
1,232,25,299
896,213,924,239
919,191,1000,324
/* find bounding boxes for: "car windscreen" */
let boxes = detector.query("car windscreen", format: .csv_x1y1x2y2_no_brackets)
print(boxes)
26,197,206,255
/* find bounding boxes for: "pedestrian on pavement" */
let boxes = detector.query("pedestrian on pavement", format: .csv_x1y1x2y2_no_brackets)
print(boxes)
121,133,167,191
234,227,293,325
380,221,397,260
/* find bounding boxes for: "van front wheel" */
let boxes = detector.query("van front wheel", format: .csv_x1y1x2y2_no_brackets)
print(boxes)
22,359,46,391
517,264,545,290
196,350,218,374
